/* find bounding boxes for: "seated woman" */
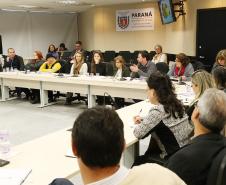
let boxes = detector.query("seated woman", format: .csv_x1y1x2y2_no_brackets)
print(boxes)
26,51,45,103
90,50,106,76
212,66,226,93
89,50,107,105
30,54,61,104
46,44,59,60
152,44,167,64
25,51,45,72
133,72,193,166
65,51,88,105
167,53,194,79
211,49,226,73
113,55,130,78
186,70,215,120
113,56,130,108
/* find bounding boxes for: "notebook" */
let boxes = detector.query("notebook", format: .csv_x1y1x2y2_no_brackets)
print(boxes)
0,168,32,185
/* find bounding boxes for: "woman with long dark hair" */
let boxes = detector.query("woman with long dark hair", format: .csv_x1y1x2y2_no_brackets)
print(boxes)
133,72,193,165
46,44,59,59
90,50,105,76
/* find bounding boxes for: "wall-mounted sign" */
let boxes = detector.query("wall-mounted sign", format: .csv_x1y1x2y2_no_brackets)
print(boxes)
116,8,154,31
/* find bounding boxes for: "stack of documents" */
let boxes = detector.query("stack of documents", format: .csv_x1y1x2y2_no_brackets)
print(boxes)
0,168,32,185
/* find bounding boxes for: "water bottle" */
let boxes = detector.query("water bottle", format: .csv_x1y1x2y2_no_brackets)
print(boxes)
0,130,11,159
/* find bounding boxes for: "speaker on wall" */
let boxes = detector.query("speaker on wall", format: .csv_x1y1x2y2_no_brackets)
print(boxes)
0,35,2,54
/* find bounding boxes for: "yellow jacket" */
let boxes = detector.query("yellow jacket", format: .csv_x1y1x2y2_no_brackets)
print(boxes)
39,61,61,73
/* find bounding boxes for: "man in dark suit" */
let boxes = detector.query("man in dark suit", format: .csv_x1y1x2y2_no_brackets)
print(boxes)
3,48,24,71
2,48,28,97
166,88,226,185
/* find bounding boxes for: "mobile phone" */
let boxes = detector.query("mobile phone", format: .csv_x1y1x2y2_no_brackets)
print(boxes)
0,159,10,167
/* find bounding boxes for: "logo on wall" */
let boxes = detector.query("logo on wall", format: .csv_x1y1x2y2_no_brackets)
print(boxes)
116,8,154,31
117,16,129,29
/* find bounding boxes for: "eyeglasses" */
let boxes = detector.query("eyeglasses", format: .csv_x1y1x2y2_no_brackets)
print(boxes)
194,101,199,108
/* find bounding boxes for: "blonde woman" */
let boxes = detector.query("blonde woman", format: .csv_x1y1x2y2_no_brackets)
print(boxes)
66,51,88,105
186,70,215,120
70,51,88,75
211,49,226,73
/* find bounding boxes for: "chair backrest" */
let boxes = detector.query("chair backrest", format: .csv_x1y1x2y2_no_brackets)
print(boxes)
149,51,156,60
118,51,132,64
190,58,205,71
167,54,176,64
59,51,72,61
58,59,71,74
156,62,169,74
207,143,226,185
105,62,114,76
103,51,116,63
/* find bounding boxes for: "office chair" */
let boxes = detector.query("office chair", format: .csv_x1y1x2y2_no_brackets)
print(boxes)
105,62,114,76
189,57,205,71
156,62,169,74
207,146,226,185
133,121,180,167
167,54,176,64
118,51,132,65
149,51,156,60
103,51,116,63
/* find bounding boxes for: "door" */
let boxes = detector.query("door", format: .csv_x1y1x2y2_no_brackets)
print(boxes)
196,8,226,71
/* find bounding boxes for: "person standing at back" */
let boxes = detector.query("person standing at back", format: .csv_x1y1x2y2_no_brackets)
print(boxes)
130,51,157,78
49,107,186,185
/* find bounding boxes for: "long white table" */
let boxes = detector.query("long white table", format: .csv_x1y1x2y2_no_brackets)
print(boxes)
0,72,194,108
2,101,144,185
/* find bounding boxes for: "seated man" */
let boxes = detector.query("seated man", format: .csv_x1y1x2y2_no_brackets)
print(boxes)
2,48,28,97
50,107,186,185
130,51,157,78
3,48,24,71
166,88,226,185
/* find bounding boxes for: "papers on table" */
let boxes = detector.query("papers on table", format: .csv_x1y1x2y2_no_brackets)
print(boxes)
0,168,32,185
65,148,76,158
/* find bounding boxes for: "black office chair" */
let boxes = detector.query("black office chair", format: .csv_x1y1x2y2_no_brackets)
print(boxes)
149,51,156,60
133,121,180,167
207,146,226,185
167,54,176,64
105,62,114,76
118,51,132,65
190,57,205,71
103,51,116,63
156,62,169,74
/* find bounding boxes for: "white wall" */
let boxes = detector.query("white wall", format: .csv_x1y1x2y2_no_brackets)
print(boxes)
78,0,226,56
0,12,78,58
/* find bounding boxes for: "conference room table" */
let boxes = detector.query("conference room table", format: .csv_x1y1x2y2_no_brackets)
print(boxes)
2,101,150,185
0,71,194,108
0,71,194,184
